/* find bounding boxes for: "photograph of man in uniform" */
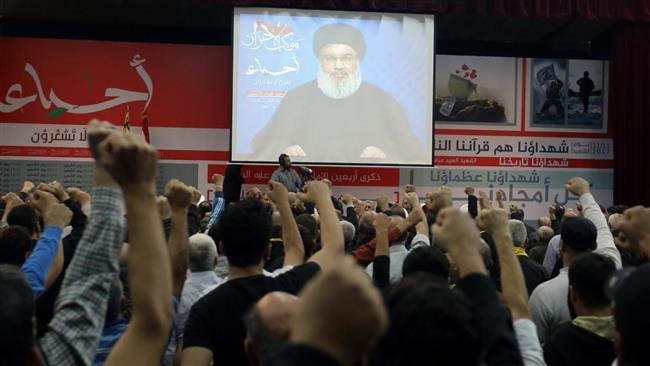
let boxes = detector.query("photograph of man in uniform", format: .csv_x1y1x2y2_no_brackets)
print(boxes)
251,23,426,163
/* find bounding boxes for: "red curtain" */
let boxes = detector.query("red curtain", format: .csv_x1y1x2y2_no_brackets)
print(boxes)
228,0,650,21
610,23,650,205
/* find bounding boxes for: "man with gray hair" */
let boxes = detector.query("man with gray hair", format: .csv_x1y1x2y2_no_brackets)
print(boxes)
529,226,555,264
177,233,223,343
509,219,549,295
341,220,356,251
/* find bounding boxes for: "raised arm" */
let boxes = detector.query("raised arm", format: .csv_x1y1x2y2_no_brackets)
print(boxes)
565,177,622,268
301,181,344,270
432,207,487,278
39,120,126,365
478,209,529,319
102,131,173,366
372,214,391,289
268,180,305,267
22,190,71,297
166,179,193,298
206,174,226,229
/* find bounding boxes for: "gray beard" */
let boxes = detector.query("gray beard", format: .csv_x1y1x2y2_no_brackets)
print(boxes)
317,68,362,99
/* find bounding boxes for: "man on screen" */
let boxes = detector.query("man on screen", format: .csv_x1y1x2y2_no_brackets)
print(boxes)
251,23,426,163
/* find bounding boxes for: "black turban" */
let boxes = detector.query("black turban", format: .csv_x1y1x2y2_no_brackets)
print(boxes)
313,23,366,60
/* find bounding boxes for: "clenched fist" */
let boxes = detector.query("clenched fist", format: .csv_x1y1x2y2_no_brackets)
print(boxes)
97,132,158,193
565,177,590,197
477,208,511,236
44,203,73,228
165,179,192,211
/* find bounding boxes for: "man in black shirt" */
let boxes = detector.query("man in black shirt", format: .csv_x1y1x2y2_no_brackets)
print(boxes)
181,180,344,366
544,253,617,366
509,219,549,295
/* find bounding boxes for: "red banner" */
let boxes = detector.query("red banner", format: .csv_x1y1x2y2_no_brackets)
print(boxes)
207,164,400,187
0,37,231,129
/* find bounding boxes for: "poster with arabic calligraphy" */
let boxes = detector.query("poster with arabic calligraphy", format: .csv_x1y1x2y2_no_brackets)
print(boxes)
232,8,435,164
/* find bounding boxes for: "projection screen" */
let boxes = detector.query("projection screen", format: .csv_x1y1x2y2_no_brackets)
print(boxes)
231,8,435,166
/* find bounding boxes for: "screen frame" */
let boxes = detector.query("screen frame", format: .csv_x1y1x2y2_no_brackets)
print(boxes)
230,6,436,167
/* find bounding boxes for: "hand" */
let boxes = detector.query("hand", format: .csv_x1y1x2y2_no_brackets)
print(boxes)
619,206,650,255
38,181,70,202
156,196,172,220
376,196,390,211
30,190,58,216
165,179,192,211
188,186,202,205
43,202,73,228
464,187,475,196
509,204,519,212
67,187,91,206
340,194,354,205
296,181,330,204
405,192,420,209
21,180,35,193
565,177,590,197
87,119,120,159
431,207,480,253
478,191,491,209
496,190,506,201
2,192,23,219
97,132,158,193
212,173,224,188
267,180,289,206
477,208,511,236
291,257,388,365
373,213,391,230
549,205,557,216
406,208,424,226
404,184,416,194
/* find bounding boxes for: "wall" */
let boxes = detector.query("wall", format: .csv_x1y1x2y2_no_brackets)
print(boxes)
0,37,613,218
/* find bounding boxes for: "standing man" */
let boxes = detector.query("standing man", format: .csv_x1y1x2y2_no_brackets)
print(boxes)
271,154,302,193
577,71,595,113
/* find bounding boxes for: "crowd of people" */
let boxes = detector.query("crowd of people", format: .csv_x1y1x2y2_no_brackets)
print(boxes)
1,120,649,366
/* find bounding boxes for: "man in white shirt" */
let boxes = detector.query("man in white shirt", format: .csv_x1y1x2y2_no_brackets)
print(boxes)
177,234,223,341
529,177,622,344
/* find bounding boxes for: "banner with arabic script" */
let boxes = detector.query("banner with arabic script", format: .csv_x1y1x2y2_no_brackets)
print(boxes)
1,37,615,222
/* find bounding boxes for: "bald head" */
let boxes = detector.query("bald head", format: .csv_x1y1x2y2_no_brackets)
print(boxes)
255,292,300,337
245,292,300,366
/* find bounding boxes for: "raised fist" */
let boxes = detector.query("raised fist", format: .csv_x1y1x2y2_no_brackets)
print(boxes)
404,184,416,194
373,213,391,230
31,190,58,215
38,181,70,202
565,177,590,197
45,203,73,228
97,133,158,191
431,207,480,252
267,180,289,205
188,186,202,205
477,208,511,235
296,181,330,204
165,179,192,210
464,187,475,196
67,187,91,206
619,206,650,255
21,180,35,194
212,173,224,188
87,119,119,159
405,192,420,209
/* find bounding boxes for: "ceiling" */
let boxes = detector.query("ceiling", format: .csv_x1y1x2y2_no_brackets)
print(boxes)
0,0,617,58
